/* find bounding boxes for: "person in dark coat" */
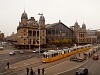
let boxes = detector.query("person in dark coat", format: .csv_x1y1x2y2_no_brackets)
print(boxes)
7,62,9,69
42,68,45,75
30,67,33,75
33,72,36,75
38,68,40,75
27,67,29,75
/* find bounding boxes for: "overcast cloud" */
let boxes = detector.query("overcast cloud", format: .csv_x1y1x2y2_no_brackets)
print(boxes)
0,0,100,36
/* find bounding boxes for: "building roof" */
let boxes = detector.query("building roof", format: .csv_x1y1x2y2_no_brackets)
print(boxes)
21,10,28,19
39,15,45,21
45,21,74,32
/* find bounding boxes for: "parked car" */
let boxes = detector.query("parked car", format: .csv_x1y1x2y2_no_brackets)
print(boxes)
76,68,88,75
33,50,37,53
32,48,39,53
33,49,45,53
70,55,77,61
9,51,15,55
0,46,3,50
93,54,99,60
19,50,24,54
70,55,86,62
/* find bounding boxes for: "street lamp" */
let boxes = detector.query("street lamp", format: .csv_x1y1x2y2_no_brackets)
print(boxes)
60,31,62,49
29,38,30,50
88,28,92,44
60,31,62,37
38,13,43,57
28,35,30,50
78,31,79,46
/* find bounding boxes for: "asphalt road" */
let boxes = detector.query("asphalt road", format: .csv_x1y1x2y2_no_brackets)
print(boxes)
58,50,100,75
0,51,37,73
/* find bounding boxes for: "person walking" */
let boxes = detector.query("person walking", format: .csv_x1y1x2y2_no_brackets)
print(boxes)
33,71,36,75
30,67,33,75
42,68,45,75
79,53,80,57
27,67,29,75
38,68,40,75
7,62,9,69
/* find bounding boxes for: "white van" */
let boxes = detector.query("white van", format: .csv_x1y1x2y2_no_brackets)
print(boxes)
0,47,3,50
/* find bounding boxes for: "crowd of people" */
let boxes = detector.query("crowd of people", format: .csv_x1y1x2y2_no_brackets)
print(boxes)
27,67,45,75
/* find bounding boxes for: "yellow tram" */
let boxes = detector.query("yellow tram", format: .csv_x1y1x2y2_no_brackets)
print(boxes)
42,44,92,63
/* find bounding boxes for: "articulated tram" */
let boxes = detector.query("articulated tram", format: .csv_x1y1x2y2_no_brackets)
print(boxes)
42,44,92,63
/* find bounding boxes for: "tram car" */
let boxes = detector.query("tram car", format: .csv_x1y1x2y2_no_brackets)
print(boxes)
42,44,92,63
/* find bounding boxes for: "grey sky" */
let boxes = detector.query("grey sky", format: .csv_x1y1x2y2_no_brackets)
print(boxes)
0,0,100,36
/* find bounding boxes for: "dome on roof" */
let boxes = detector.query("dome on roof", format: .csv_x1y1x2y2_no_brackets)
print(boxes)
82,22,86,29
21,11,28,19
74,21,78,25
39,15,45,21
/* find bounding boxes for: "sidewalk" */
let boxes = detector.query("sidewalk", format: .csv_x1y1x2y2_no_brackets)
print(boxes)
9,57,42,70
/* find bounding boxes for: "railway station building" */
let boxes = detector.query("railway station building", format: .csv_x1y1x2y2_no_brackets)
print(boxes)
45,20,76,48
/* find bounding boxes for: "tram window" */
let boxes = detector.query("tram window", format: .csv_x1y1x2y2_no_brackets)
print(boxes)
52,54,53,57
46,55,47,58
54,53,57,56
56,53,58,56
60,52,61,55
43,54,45,58
68,50,69,52
54,53,56,56
73,49,76,51
46,55,49,58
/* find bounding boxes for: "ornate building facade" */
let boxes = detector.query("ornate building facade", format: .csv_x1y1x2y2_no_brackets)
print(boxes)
86,30,97,44
70,21,87,45
0,31,4,42
17,11,46,49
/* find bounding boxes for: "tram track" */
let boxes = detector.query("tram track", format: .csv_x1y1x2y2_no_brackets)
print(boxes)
1,55,70,75
1,46,97,75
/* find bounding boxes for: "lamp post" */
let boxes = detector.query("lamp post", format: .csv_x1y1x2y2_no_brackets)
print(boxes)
38,13,42,57
28,36,30,50
91,32,92,45
29,39,30,50
60,31,62,49
60,31,62,37
77,31,79,46
88,28,92,44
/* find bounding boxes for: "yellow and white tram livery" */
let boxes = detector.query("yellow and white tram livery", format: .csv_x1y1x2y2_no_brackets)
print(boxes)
42,44,92,63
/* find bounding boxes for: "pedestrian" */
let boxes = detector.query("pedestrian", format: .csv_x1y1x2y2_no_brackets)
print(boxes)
27,67,29,75
33,71,36,75
7,62,9,69
79,53,80,57
42,68,45,75
89,52,91,57
38,68,40,75
30,67,33,75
